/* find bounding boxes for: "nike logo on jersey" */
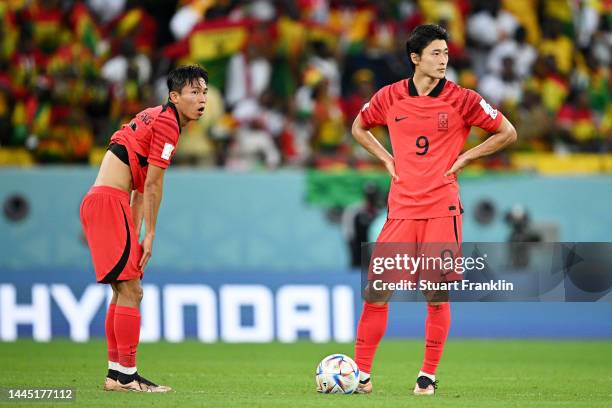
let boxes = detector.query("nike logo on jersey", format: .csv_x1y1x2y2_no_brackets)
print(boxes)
394,115,409,122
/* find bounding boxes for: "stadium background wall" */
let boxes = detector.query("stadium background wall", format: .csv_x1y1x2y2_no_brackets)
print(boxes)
1,169,611,341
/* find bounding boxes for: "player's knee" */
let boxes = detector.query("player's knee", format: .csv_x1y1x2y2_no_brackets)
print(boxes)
423,289,449,303
364,285,391,305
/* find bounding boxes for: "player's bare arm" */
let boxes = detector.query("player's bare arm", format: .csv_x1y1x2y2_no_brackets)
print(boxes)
352,113,399,181
444,116,517,176
140,164,165,270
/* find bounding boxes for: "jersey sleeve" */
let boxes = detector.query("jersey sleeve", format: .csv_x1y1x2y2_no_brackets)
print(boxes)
461,89,503,133
148,113,180,169
359,85,393,128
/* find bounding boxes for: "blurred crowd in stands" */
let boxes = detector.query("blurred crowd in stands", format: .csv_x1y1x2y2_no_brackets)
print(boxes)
0,0,610,168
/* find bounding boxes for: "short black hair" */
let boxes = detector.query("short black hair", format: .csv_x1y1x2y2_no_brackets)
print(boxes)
405,24,449,70
167,64,208,94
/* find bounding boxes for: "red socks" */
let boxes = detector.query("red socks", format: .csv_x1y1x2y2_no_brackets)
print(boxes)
421,303,451,375
114,305,141,369
354,302,389,373
105,304,118,363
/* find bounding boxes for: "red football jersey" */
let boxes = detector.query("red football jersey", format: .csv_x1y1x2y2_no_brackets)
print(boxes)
360,78,503,219
110,102,181,193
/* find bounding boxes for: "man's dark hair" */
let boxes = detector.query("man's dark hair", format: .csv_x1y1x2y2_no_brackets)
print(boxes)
167,64,208,94
405,24,449,70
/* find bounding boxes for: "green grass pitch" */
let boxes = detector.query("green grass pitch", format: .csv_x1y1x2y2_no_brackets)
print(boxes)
1,339,611,407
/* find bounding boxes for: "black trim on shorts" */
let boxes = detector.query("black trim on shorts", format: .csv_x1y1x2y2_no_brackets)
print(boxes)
453,215,459,244
100,205,131,283
108,143,148,167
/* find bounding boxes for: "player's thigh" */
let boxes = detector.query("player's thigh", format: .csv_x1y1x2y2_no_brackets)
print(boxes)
418,216,462,264
376,218,420,243
370,218,420,279
81,193,129,281
420,215,462,244
419,216,464,289
367,219,422,303
115,279,143,302
81,192,142,283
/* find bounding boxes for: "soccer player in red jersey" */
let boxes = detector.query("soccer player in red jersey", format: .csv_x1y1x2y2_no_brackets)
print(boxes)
80,65,208,392
352,25,517,395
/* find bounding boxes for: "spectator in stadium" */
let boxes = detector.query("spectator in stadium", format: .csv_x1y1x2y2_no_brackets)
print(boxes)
87,0,126,23
487,26,537,79
466,0,518,77
527,56,570,114
590,16,611,67
100,40,152,89
539,18,574,76
226,89,283,170
479,56,523,107
0,0,610,167
169,0,210,40
512,89,554,151
311,76,346,156
225,24,272,110
307,40,341,98
556,89,600,151
342,69,376,128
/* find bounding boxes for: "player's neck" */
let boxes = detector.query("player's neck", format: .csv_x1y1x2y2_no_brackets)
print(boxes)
177,111,188,128
411,72,441,96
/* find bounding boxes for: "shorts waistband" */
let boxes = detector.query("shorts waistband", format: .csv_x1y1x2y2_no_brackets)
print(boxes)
87,185,130,202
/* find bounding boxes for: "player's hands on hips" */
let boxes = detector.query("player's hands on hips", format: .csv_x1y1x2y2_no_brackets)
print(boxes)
139,232,155,270
445,154,471,177
384,158,399,182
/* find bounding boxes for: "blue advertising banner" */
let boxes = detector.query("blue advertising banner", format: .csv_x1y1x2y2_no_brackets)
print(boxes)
1,268,611,342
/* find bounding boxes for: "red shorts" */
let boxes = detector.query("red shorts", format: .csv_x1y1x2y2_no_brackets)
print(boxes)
378,216,462,243
80,186,143,283
368,216,463,283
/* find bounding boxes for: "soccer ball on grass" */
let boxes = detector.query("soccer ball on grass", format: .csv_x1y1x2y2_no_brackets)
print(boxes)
315,354,360,394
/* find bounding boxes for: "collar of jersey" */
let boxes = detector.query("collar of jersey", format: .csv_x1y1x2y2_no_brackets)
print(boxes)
163,100,181,128
407,77,446,97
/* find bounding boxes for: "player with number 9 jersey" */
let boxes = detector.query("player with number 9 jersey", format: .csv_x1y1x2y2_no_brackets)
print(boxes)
351,24,517,397
360,77,502,220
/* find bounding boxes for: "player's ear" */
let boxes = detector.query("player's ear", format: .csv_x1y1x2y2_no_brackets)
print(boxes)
410,52,420,66
169,90,180,104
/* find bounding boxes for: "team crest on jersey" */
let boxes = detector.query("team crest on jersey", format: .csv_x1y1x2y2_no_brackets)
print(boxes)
438,112,449,131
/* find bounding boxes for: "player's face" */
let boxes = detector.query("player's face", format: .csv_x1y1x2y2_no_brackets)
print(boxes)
412,39,448,79
173,78,208,123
